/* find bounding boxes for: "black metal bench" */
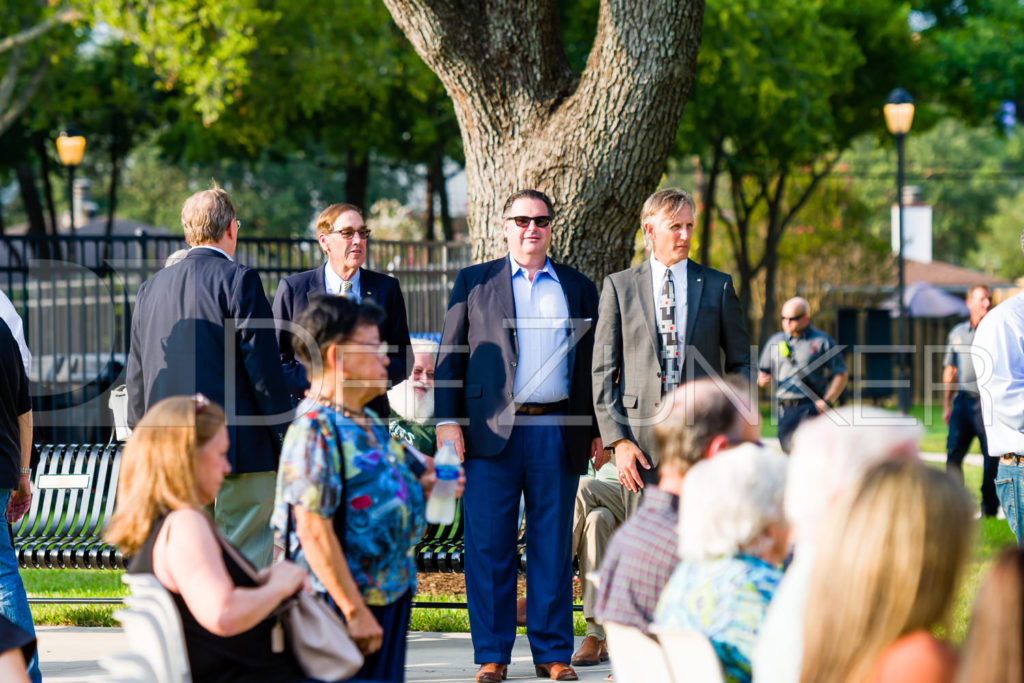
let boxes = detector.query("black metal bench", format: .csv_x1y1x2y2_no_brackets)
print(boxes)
14,442,472,573
14,443,126,570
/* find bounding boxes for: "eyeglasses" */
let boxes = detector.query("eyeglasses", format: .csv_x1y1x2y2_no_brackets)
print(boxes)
234,218,242,231
505,216,551,229
193,393,210,413
781,315,805,322
339,341,388,359
328,227,372,240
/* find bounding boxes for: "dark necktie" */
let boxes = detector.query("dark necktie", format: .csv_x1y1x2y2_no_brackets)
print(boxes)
659,270,680,393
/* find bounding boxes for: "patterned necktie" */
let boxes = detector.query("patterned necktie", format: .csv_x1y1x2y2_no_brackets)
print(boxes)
340,280,353,298
659,270,680,393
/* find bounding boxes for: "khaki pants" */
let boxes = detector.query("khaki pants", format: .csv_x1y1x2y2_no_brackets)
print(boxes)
572,477,629,639
207,471,277,569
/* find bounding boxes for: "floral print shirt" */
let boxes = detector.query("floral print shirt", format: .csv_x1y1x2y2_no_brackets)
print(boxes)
272,403,426,606
652,554,782,683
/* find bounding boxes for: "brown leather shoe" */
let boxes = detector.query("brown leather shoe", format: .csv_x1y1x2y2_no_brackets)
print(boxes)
535,661,579,681
570,635,609,666
516,596,527,626
475,662,507,682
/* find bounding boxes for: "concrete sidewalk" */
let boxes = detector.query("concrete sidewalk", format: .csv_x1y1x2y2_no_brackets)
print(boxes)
38,627,613,682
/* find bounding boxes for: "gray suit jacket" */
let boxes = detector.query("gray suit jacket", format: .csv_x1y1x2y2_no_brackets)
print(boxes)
592,259,752,468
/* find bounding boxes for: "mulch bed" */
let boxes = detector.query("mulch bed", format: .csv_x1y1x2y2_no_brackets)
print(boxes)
416,573,583,601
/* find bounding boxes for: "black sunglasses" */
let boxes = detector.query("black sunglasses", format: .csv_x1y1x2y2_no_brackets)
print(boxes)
506,215,551,229
782,315,805,322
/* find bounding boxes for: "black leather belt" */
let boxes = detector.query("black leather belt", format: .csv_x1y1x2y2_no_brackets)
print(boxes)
778,398,813,408
1000,454,1024,466
515,400,569,416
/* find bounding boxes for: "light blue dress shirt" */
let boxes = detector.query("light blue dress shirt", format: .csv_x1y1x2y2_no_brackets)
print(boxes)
325,263,361,301
509,254,570,404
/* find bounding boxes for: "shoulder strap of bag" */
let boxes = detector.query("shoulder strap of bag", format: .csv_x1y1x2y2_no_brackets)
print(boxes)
209,517,264,586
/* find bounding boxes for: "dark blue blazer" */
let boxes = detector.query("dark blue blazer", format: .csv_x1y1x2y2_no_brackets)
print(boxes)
434,257,600,474
272,265,412,400
125,248,292,473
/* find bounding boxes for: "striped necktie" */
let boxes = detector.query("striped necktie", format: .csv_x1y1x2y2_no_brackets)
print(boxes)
340,281,353,298
659,270,681,393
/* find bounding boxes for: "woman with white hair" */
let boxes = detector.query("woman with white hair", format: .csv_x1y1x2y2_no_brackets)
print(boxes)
652,443,789,683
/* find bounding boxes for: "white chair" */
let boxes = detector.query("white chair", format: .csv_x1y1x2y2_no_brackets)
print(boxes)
604,622,674,683
99,652,159,682
651,627,725,683
122,573,191,682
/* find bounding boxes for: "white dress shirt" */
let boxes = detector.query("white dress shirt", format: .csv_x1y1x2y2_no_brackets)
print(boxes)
0,289,30,375
509,255,570,404
325,263,361,301
190,245,234,261
974,291,1024,456
649,256,688,345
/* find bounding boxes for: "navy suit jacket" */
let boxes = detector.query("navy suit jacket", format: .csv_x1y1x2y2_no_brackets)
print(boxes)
434,256,600,475
272,265,412,401
125,248,292,473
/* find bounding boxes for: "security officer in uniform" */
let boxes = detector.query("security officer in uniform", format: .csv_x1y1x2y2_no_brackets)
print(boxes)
944,284,997,516
758,297,848,452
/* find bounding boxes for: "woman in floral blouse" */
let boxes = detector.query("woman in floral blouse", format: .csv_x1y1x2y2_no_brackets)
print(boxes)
652,443,789,683
272,294,463,683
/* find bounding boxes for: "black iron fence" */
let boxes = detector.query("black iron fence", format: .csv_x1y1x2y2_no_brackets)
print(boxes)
0,234,471,443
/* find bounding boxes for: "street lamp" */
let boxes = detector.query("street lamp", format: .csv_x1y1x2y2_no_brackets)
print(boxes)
884,88,915,414
55,127,86,231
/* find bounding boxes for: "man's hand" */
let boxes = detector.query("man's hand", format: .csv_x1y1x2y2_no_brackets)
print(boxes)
612,439,650,492
757,371,772,387
591,437,610,471
814,399,830,414
436,423,465,462
943,404,952,426
347,605,384,655
6,475,31,524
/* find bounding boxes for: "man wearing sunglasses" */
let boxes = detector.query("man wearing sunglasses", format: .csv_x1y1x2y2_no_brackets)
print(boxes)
273,203,412,416
757,297,847,453
435,189,601,682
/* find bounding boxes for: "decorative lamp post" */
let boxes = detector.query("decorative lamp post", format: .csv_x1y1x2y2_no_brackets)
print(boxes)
55,128,86,231
884,88,915,414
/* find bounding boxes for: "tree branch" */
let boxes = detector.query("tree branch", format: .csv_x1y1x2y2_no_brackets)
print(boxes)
0,58,48,137
0,46,24,108
0,8,80,55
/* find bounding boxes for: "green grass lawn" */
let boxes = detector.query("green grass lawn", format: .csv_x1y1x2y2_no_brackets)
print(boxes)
22,461,1011,637
758,402,979,455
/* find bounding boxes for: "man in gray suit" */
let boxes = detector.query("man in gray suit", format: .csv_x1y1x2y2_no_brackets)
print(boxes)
593,188,752,498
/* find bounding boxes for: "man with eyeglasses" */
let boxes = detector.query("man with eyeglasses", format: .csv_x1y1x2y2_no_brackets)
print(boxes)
757,297,847,453
593,188,752,506
435,189,601,682
273,203,412,416
126,188,291,568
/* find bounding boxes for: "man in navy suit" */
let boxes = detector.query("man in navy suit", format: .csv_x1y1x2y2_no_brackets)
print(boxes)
272,203,412,415
126,188,291,567
435,190,602,683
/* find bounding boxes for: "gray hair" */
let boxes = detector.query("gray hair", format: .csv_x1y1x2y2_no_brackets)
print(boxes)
785,405,923,545
640,188,696,250
410,338,439,356
181,188,235,246
678,443,788,561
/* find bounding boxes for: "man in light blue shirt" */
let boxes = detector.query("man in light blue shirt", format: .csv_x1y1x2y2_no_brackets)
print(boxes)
435,190,602,683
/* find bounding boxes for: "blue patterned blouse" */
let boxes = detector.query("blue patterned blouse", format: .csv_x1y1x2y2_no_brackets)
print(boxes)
272,403,426,606
652,554,782,683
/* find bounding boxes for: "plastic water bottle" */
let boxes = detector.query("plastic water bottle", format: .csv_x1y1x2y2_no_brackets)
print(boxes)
425,440,459,525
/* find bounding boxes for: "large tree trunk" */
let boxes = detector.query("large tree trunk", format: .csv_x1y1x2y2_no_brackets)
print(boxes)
382,0,705,283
